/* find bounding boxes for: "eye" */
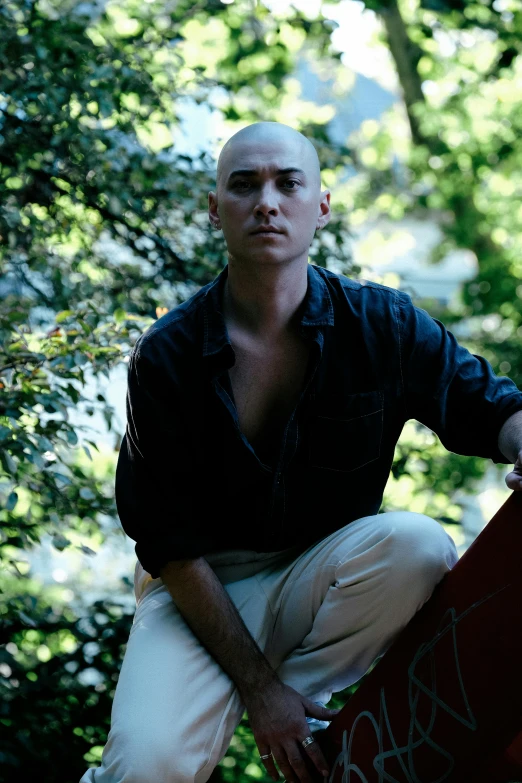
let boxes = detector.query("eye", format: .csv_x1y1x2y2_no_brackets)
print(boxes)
283,179,300,190
232,180,252,190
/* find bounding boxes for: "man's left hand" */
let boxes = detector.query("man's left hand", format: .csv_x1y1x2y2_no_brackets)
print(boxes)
505,449,522,491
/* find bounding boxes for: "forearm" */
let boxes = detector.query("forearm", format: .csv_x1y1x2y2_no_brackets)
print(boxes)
498,410,522,463
159,557,280,701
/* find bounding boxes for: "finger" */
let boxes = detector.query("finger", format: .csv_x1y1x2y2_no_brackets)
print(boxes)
258,750,280,781
302,735,331,778
505,473,522,490
323,707,341,719
262,745,295,783
274,741,312,783
284,744,314,783
304,699,341,720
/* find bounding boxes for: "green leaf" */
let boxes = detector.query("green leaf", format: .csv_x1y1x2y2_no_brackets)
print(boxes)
52,534,71,551
78,544,96,556
1,451,17,475
66,429,79,446
37,436,54,452
73,351,87,367
17,610,37,628
113,308,126,324
26,448,45,470
79,487,96,500
6,491,18,511
0,425,11,441
53,473,72,486
56,310,74,323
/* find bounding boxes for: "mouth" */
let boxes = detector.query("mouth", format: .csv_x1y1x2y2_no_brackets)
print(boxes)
251,228,283,235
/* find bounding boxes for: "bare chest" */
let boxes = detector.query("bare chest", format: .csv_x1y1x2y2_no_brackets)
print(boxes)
227,334,310,461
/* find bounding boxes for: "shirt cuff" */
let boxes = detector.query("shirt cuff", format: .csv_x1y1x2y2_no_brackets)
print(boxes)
135,534,220,579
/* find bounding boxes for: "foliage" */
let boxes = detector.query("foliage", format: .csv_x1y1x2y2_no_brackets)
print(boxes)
1,576,134,780
0,0,353,778
330,0,522,385
1,0,521,779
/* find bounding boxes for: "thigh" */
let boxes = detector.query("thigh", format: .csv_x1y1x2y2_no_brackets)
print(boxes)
91,555,282,783
262,511,458,669
93,583,244,783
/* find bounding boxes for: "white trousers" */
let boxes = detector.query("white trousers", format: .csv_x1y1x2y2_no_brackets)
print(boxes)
80,511,458,783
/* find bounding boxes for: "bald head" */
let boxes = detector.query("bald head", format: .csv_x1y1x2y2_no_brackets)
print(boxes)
208,121,331,263
216,122,321,192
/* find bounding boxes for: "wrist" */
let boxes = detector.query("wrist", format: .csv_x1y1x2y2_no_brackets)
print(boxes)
237,669,282,704
498,412,522,463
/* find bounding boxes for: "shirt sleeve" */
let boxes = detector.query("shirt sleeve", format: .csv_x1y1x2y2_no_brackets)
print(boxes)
115,336,216,578
398,291,522,463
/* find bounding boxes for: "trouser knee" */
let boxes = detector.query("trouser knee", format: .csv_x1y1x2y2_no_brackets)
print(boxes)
93,730,202,783
375,510,458,614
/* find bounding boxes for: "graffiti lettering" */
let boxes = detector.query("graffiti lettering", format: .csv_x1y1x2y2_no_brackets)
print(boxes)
328,587,507,783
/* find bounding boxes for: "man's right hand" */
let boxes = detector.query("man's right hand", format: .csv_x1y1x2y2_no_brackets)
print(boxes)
242,679,340,782
159,558,339,780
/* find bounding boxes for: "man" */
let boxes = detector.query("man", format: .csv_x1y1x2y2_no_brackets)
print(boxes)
80,121,522,783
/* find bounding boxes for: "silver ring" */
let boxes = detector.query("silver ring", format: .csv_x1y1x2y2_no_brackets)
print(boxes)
301,735,316,749
260,752,272,760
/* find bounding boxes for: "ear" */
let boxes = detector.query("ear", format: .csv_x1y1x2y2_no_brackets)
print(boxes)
208,191,221,229
316,190,331,231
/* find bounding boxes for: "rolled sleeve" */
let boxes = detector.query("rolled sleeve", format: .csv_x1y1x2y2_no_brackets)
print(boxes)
115,337,214,578
399,292,522,463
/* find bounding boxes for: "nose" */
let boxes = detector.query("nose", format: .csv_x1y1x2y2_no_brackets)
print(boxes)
253,182,279,217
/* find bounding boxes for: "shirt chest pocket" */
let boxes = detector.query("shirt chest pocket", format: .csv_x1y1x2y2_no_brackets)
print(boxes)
309,390,384,472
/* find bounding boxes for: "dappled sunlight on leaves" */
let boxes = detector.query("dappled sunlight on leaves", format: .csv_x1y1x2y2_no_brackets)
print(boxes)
2,0,522,778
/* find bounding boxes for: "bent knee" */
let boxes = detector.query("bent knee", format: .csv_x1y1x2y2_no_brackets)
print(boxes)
99,728,199,783
377,510,458,587
349,512,458,632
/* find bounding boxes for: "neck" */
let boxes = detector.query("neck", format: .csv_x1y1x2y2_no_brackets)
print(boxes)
223,258,308,338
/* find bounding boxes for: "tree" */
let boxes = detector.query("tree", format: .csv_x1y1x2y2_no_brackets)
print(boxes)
0,0,352,778
1,0,520,778
323,0,522,523
337,0,522,385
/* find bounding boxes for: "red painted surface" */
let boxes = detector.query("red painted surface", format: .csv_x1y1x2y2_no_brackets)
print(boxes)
309,492,522,783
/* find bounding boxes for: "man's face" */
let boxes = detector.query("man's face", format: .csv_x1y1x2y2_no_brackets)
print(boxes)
208,134,330,267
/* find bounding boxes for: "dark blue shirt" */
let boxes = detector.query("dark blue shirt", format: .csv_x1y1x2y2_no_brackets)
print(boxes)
115,264,522,578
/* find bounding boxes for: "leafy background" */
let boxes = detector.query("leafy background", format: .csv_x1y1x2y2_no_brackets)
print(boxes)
1,0,521,779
